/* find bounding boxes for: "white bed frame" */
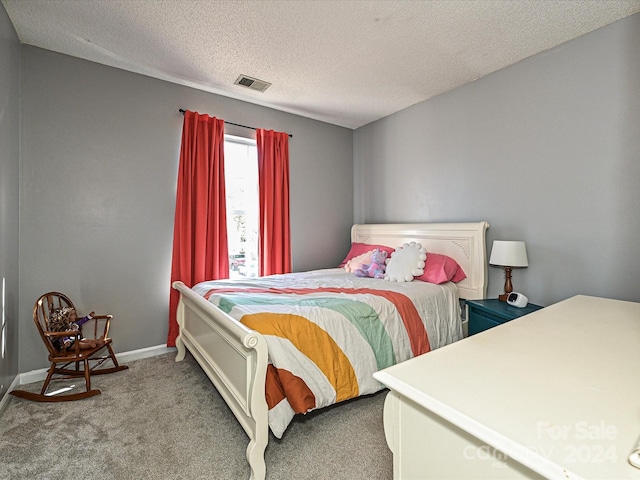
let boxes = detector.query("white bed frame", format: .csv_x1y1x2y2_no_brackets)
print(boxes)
173,222,489,480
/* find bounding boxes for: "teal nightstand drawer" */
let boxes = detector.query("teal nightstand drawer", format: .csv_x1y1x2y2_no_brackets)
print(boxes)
466,299,543,335
468,310,502,336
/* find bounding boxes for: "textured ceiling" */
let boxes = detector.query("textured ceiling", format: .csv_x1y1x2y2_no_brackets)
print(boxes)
3,0,640,129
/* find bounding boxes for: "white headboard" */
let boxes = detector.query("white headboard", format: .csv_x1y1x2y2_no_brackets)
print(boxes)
351,222,490,300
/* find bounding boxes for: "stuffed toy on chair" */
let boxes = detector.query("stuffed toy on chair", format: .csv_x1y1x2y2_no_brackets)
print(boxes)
49,307,101,350
355,248,388,279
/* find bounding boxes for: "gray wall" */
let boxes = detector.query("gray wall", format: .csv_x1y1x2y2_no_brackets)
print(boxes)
9,9,640,377
19,46,353,372
354,13,640,307
0,4,20,398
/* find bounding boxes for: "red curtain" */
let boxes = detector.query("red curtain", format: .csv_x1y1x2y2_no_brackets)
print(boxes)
256,129,292,276
167,111,229,346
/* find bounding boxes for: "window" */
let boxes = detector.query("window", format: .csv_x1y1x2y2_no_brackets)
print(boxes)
224,135,259,279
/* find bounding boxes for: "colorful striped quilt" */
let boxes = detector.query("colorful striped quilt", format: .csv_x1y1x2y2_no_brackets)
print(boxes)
192,268,462,438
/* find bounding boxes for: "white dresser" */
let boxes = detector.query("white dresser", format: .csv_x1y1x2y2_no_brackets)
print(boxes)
373,295,640,479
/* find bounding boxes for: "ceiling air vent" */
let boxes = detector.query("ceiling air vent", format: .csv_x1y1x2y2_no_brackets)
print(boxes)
234,74,271,93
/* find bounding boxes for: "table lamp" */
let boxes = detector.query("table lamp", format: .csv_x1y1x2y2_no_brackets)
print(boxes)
489,240,528,302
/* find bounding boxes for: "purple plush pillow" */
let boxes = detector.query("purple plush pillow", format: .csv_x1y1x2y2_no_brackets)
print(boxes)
414,253,467,284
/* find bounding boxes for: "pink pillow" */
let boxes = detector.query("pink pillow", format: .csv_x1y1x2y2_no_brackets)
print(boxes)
338,242,395,268
414,253,467,284
344,250,375,273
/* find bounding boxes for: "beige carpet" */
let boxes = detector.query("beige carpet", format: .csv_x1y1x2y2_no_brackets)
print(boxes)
0,352,392,479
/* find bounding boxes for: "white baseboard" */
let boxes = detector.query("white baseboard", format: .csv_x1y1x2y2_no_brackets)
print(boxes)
117,344,177,364
0,344,176,416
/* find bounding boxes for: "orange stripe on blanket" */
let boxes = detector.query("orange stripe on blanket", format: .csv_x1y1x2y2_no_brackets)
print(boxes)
205,286,430,356
241,313,359,404
265,364,315,413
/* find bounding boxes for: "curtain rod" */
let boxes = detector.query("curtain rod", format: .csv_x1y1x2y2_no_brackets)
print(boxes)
179,109,292,138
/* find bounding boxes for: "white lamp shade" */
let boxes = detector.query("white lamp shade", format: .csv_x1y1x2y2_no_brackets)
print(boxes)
489,240,528,267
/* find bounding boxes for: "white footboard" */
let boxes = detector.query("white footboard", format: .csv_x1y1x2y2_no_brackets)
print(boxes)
173,281,269,480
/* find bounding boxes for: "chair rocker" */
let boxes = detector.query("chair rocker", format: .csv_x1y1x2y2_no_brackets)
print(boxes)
10,292,128,402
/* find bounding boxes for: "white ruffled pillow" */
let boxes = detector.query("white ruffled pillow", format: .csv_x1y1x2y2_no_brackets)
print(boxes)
384,242,427,282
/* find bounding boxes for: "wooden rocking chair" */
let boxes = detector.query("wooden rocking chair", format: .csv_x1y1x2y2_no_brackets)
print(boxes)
10,292,128,402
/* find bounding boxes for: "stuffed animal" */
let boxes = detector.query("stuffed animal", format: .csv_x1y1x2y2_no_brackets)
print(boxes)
355,248,388,279
49,307,100,350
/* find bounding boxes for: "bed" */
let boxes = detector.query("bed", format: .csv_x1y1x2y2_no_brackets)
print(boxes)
173,222,489,479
